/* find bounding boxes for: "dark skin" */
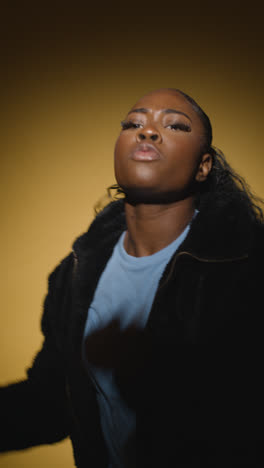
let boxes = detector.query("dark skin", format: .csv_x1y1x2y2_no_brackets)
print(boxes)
85,88,213,369
114,88,212,257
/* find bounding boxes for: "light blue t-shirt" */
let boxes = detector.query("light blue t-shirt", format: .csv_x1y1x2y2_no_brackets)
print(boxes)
83,217,194,467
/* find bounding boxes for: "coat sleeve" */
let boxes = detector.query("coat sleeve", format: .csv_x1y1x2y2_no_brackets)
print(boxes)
0,253,75,452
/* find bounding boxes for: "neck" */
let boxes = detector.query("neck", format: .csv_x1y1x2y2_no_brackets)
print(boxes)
124,196,195,257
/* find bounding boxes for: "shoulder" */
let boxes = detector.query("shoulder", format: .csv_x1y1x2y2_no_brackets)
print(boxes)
47,252,75,293
41,253,75,334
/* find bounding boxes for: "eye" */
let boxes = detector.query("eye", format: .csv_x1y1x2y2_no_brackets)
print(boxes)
120,120,142,130
167,123,191,132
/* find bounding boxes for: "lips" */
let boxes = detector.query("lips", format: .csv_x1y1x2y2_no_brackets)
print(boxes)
131,143,161,161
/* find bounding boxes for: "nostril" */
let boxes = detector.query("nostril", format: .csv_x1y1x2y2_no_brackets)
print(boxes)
139,133,146,140
151,134,158,141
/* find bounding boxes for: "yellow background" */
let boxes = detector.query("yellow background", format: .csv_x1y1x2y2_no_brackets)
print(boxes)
0,4,263,467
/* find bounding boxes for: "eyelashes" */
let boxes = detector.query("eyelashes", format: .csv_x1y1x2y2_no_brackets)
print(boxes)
168,123,191,132
120,120,191,132
120,120,141,130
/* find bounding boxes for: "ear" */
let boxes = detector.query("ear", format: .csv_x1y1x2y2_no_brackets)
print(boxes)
195,153,213,182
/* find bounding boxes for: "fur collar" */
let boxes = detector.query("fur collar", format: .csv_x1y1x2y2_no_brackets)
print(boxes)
73,194,257,262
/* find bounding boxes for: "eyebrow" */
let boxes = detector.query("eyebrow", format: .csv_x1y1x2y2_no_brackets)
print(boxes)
127,107,192,122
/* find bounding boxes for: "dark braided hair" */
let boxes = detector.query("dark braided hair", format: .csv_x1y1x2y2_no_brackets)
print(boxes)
95,89,264,223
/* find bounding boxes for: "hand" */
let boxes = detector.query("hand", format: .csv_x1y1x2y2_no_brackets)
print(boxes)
85,319,153,408
84,319,152,374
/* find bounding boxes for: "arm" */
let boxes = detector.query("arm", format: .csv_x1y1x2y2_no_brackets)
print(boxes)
0,253,74,452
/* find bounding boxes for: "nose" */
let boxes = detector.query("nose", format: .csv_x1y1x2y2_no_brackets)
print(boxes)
136,125,162,143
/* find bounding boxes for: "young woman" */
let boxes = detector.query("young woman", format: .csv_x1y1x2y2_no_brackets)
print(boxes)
1,88,263,467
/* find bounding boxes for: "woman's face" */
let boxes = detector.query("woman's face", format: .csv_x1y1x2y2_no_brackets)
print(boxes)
114,88,211,203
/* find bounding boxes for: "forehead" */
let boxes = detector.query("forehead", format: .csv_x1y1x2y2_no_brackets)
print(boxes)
130,89,195,116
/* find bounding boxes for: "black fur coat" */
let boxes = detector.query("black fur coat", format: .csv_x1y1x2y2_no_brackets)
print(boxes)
0,194,263,467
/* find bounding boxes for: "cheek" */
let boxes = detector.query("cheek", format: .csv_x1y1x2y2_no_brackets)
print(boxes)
166,138,201,170
114,139,130,186
114,136,129,166
114,134,135,181
114,136,121,162
163,143,201,188
114,138,124,173
114,133,132,157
